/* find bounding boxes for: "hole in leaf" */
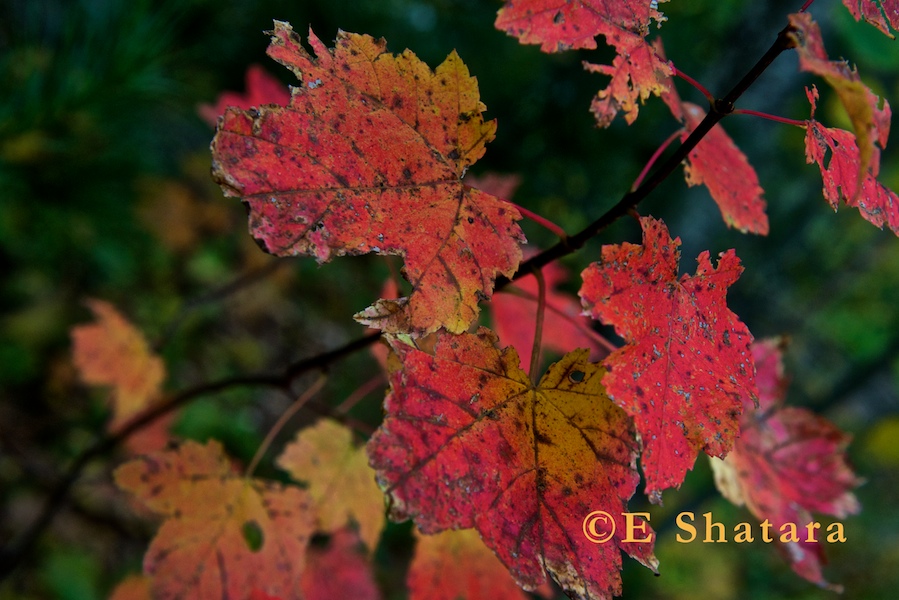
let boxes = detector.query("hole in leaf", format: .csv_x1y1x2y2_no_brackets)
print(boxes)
568,370,585,383
242,520,264,552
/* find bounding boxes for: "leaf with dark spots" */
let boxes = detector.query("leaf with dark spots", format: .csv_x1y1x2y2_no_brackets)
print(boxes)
580,217,757,502
711,340,861,591
212,23,524,335
367,328,658,600
114,440,314,600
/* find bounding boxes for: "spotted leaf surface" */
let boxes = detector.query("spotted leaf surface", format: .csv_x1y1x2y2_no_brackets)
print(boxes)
805,87,899,235
115,440,314,600
580,217,757,502
789,13,892,191
841,0,899,36
711,341,861,591
367,328,658,600
212,23,524,335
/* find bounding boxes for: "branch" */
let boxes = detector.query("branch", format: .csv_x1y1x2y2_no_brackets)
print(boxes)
0,330,380,579
498,21,798,287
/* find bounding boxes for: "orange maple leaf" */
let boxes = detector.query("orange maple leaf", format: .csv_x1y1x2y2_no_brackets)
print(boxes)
115,440,314,600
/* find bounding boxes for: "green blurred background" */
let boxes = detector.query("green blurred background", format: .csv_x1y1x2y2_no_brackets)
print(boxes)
1,0,897,598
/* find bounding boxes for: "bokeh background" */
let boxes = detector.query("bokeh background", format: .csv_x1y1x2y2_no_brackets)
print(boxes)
1,0,898,598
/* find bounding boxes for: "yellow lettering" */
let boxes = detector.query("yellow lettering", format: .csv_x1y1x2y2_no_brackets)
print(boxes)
622,512,653,543
676,512,696,543
804,522,820,543
733,522,754,543
760,519,773,542
703,512,726,542
826,522,846,543
779,522,798,543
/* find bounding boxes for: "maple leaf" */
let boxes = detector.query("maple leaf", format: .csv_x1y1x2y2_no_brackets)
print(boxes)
115,440,314,600
579,216,757,502
491,249,605,371
71,300,171,454
367,328,658,600
494,0,667,53
789,12,892,192
842,0,899,37
277,419,385,551
805,87,899,235
494,1,672,126
657,47,769,235
710,340,861,591
585,31,674,127
408,528,550,600
301,529,381,600
198,64,290,127
212,23,524,335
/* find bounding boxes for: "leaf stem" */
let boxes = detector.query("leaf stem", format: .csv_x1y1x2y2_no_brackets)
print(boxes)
529,267,546,384
733,108,807,128
245,373,328,478
499,20,799,285
631,128,685,192
674,68,714,103
505,200,568,240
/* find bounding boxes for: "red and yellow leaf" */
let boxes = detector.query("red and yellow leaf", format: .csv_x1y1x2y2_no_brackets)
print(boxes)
71,300,171,453
198,64,290,127
367,328,658,600
114,440,314,600
277,419,385,551
805,87,899,235
212,23,524,335
789,12,892,190
579,217,757,502
408,528,549,600
301,529,381,600
711,341,861,591
841,0,899,37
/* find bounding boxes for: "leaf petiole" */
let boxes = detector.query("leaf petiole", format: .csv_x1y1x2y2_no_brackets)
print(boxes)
733,108,807,128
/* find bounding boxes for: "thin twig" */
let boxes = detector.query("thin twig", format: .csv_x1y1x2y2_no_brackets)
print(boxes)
0,331,379,579
529,267,546,384
245,374,328,478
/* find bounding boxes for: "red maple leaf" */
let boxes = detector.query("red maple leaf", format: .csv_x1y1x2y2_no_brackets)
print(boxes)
805,87,899,235
841,0,899,37
494,1,672,126
494,0,666,52
212,24,524,335
657,45,769,235
367,329,658,600
579,216,757,502
711,340,861,591
789,13,892,192
198,64,290,127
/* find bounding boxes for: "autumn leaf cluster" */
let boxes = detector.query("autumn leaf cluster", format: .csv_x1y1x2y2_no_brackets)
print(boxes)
57,1,899,599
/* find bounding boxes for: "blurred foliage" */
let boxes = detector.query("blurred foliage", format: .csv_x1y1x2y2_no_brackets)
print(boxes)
1,0,897,598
